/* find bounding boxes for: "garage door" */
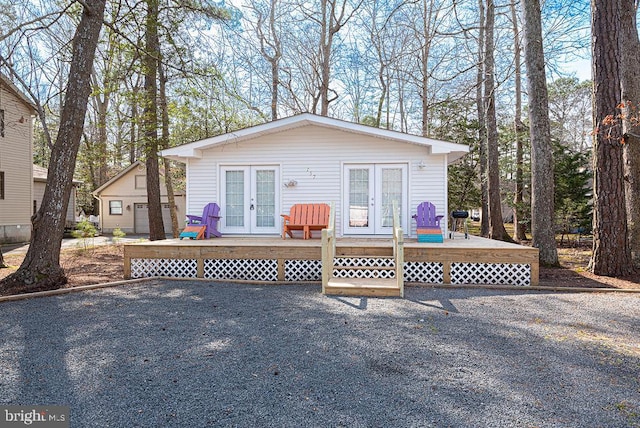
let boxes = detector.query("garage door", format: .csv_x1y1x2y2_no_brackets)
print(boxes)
134,203,176,234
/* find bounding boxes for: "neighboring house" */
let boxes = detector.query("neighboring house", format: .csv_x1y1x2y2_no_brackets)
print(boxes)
92,161,186,234
32,164,80,231
0,74,36,244
160,114,469,237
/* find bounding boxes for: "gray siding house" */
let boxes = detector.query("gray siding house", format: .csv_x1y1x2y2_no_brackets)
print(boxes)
0,74,36,244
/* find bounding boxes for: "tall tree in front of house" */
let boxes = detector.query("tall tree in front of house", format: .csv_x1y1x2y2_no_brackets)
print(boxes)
510,0,527,242
589,0,632,276
483,0,513,242
0,0,107,294
159,61,180,238
521,0,558,265
475,0,489,237
142,0,165,241
619,0,640,269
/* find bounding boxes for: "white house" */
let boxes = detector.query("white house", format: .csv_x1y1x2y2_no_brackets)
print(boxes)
160,114,468,237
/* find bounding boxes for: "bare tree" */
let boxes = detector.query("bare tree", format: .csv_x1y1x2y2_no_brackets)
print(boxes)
249,0,283,120
522,0,558,264
589,0,633,276
415,0,446,136
298,0,363,116
0,0,107,294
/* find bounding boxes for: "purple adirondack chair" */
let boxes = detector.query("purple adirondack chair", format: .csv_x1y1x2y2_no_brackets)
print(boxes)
186,203,222,238
412,202,444,229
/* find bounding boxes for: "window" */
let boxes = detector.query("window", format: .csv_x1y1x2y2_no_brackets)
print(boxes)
135,175,146,189
109,200,123,215
0,109,4,137
0,171,4,200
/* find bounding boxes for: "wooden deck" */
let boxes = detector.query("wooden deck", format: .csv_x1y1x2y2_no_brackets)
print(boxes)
124,235,539,289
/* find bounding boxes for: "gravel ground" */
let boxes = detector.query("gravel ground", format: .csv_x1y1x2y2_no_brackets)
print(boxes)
1,281,639,427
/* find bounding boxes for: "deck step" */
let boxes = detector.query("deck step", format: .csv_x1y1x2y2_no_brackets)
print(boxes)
325,277,401,297
334,255,394,259
332,265,395,271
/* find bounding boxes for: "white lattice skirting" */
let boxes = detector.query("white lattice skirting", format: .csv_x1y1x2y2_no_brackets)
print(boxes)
130,258,531,286
285,260,322,281
450,262,531,286
130,258,198,278
205,259,278,281
404,262,444,284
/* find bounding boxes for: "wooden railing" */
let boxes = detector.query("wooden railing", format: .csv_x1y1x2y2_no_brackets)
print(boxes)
392,201,405,297
321,202,336,294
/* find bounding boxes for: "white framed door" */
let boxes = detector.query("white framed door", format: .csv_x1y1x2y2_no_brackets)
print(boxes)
220,165,280,234
342,163,408,235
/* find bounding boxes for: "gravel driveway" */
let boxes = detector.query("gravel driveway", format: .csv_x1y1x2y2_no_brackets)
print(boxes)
1,281,639,427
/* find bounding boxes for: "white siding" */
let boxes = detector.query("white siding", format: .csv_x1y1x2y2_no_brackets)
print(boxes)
185,125,449,236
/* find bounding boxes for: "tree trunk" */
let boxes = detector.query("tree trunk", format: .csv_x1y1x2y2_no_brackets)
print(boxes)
159,61,180,238
522,0,558,265
589,0,633,276
143,0,165,241
510,0,527,242
130,83,139,164
619,0,640,269
0,0,107,294
419,0,435,137
0,248,6,269
94,73,110,186
476,0,489,237
484,0,513,242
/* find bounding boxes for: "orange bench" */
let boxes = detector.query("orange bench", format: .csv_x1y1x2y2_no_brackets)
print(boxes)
281,203,330,239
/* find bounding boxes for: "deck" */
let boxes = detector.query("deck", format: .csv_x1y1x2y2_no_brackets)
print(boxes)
124,235,539,292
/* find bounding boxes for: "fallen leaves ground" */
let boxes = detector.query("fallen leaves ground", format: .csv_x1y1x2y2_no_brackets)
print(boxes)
1,245,124,288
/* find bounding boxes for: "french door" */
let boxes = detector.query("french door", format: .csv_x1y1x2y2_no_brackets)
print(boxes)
220,165,280,234
342,163,408,235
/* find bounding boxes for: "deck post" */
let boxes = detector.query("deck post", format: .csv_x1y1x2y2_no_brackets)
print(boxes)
395,228,404,298
321,229,329,294
277,259,286,281
123,245,132,279
321,202,336,294
443,261,451,285
530,259,539,286
197,257,204,278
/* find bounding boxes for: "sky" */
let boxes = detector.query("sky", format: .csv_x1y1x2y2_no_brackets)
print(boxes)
563,58,591,81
